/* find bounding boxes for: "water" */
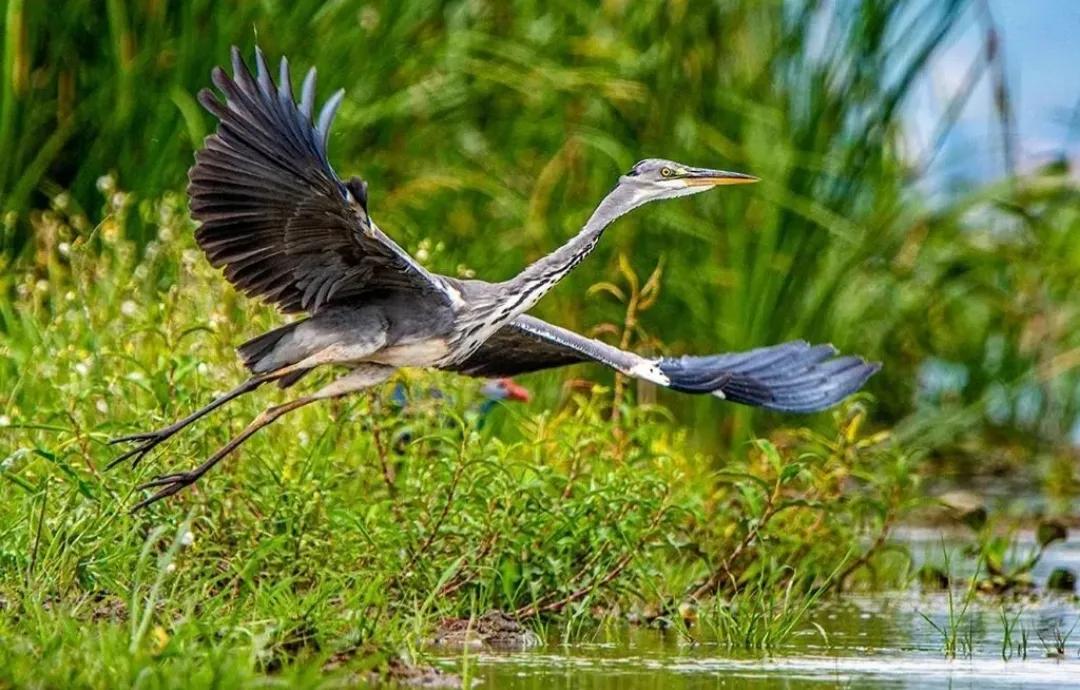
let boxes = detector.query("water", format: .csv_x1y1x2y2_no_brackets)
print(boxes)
434,531,1080,689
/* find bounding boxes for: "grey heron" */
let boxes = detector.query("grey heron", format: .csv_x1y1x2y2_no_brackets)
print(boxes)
110,47,880,510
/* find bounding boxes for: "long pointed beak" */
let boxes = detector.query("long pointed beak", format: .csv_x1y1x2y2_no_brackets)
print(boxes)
684,168,760,187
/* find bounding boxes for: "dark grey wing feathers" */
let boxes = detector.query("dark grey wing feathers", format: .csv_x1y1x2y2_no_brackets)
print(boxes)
190,46,447,314
447,320,591,377
299,66,317,119
446,316,879,414
659,345,879,412
512,316,641,373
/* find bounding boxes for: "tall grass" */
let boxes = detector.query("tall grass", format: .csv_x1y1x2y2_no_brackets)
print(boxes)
0,194,918,682
2,3,1079,452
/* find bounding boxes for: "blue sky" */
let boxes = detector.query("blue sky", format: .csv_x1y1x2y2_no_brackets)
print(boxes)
910,0,1080,186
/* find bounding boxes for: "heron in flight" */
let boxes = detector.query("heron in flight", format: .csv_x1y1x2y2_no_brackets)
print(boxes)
111,47,879,510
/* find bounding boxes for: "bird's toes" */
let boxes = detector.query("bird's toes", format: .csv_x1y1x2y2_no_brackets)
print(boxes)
106,445,149,471
109,430,158,445
137,472,192,491
131,472,199,512
131,487,181,513
105,436,164,471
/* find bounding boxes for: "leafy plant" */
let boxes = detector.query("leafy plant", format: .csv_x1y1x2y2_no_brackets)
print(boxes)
918,545,979,659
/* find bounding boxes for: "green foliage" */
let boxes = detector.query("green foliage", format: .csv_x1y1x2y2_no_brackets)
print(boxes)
5,1,1078,456
3,0,1080,684
918,545,979,659
0,187,921,682
0,0,1051,445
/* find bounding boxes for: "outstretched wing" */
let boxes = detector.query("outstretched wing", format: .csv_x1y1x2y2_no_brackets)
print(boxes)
189,46,452,314
444,315,879,413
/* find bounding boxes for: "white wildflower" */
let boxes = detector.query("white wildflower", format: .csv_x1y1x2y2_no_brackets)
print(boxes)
360,6,380,31
35,280,49,293
58,242,71,257
74,362,89,376
95,399,109,414
96,174,115,193
0,415,10,427
120,300,138,317
180,530,195,547
181,249,200,267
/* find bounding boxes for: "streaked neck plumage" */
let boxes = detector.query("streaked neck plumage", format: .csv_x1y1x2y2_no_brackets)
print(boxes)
497,182,647,318
444,181,654,365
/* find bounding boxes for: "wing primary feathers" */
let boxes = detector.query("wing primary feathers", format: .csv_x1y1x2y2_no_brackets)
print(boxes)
446,317,878,414
660,344,880,412
300,67,317,119
189,45,449,315
278,57,292,101
317,89,345,146
254,46,273,96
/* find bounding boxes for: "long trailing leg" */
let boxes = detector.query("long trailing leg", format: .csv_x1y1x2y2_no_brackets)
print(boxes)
107,363,309,470
131,364,395,511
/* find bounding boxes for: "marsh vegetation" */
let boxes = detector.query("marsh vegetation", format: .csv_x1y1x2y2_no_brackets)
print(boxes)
2,1,1079,688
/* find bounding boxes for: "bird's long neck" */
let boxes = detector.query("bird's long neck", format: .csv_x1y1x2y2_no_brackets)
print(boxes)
498,183,642,318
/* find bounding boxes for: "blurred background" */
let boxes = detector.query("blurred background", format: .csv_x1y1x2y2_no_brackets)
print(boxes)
2,0,1078,505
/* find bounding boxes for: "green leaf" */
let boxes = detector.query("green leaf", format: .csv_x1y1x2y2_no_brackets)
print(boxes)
1036,520,1068,549
779,462,803,484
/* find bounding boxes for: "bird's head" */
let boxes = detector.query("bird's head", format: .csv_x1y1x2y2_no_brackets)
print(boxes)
619,158,758,202
481,378,531,403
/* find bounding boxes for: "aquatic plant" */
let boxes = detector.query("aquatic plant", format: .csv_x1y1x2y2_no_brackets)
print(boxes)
998,604,1027,661
9,0,1076,458
0,182,923,677
918,544,979,659
3,1,1079,685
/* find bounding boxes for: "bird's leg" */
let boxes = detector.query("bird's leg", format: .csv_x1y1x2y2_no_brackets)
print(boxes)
131,364,395,511
108,377,264,469
131,395,317,511
107,364,311,470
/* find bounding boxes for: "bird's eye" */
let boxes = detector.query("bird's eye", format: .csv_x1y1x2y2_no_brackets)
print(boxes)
660,167,674,177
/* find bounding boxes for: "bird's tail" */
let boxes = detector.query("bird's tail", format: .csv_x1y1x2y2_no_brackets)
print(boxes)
237,320,311,387
659,341,880,413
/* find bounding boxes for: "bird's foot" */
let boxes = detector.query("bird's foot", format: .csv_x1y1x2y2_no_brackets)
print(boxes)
107,429,174,470
132,471,201,512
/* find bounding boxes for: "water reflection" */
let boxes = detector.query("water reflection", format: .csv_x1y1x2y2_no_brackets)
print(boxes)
435,533,1080,689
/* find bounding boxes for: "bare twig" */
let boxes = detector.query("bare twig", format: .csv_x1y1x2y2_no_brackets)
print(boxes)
368,393,395,493
401,442,468,579
515,501,670,618
436,530,498,598
689,480,781,601
516,551,635,618
835,509,896,591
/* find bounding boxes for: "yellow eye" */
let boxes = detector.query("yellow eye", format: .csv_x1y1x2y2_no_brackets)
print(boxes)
660,167,674,177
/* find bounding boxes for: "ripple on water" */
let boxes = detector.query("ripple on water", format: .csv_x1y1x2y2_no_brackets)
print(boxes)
436,534,1080,688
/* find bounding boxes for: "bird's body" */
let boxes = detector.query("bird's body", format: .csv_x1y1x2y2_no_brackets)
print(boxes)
111,46,880,509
